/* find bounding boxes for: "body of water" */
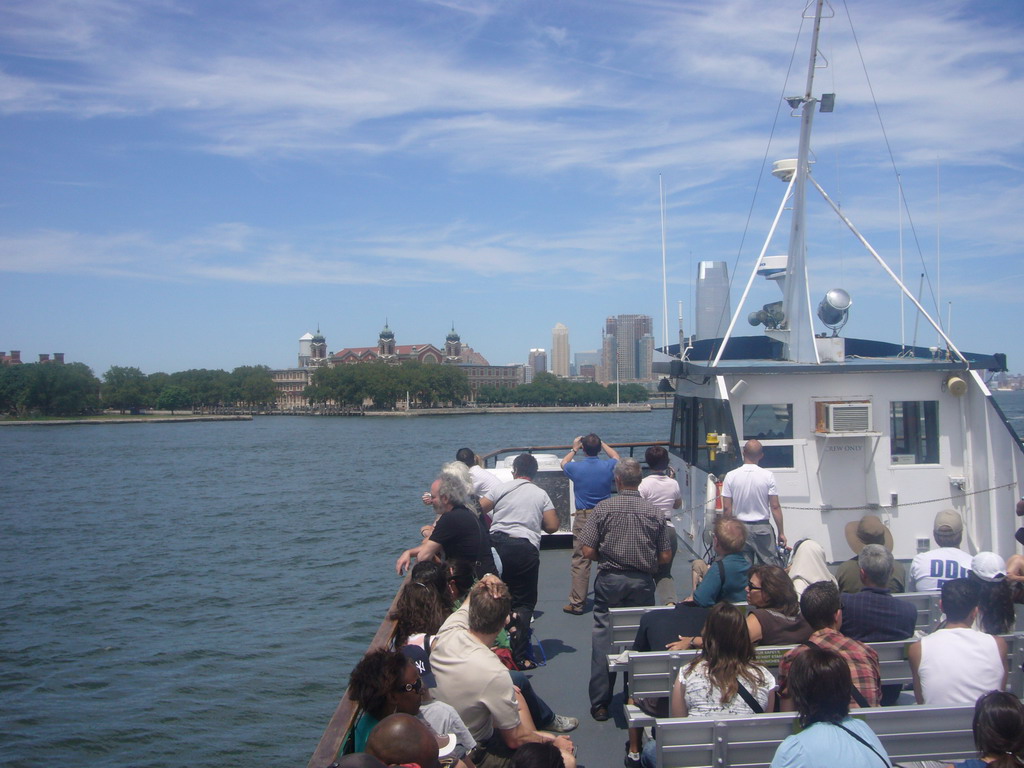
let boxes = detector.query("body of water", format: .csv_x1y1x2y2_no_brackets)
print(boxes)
1,410,672,768
4,395,1023,768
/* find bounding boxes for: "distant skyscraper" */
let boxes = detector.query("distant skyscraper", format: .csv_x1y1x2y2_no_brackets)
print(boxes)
528,348,547,376
696,261,731,341
574,350,600,376
601,314,654,383
551,324,570,378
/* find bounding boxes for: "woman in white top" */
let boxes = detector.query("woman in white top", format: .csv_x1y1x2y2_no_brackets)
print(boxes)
787,539,836,598
640,603,775,767
638,446,683,605
672,601,776,716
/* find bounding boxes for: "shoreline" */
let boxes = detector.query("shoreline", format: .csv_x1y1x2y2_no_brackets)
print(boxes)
0,404,667,426
0,415,254,427
362,404,655,416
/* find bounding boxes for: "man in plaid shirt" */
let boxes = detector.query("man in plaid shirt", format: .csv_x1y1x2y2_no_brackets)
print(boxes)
777,580,882,710
579,458,673,721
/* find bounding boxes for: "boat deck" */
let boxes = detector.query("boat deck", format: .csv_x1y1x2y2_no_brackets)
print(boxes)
526,543,696,767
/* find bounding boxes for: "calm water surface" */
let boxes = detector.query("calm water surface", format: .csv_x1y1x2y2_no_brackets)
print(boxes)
4,397,1022,768
1,410,672,768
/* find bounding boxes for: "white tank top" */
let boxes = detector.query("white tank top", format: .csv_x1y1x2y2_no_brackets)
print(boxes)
918,628,1003,705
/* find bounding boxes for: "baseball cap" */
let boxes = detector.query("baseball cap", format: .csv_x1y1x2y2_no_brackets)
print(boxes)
400,644,436,688
933,509,963,535
970,551,1007,583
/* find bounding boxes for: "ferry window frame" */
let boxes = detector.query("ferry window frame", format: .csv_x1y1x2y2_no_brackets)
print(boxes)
742,403,795,469
889,400,940,465
671,395,740,475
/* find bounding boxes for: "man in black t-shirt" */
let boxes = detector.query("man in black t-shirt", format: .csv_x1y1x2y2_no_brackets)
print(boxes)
396,472,496,578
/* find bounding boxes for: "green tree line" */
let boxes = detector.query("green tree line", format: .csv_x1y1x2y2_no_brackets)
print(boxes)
305,360,470,410
0,363,277,417
476,372,649,406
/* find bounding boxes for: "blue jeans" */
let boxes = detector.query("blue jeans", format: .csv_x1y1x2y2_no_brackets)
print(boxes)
640,737,657,768
589,569,655,710
508,669,554,729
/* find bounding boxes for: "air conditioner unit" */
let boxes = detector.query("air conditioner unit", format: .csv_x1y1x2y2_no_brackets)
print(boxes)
815,401,872,433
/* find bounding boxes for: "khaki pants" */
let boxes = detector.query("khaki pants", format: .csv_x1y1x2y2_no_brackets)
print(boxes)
568,509,593,608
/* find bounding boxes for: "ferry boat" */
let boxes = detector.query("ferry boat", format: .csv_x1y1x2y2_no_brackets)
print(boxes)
650,0,1023,562
308,1,1023,765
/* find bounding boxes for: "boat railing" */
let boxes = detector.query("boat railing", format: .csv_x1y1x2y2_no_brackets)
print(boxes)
479,441,671,468
307,574,410,768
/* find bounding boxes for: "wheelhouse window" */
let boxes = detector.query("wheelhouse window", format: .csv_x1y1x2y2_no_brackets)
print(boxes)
671,395,739,475
890,400,939,464
742,403,794,468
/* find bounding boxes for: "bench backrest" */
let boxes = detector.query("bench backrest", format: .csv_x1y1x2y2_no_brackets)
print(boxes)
655,704,975,768
610,591,957,653
627,633,1024,699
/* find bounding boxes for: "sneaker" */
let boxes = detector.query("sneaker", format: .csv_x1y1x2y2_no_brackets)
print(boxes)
624,751,641,768
547,714,579,733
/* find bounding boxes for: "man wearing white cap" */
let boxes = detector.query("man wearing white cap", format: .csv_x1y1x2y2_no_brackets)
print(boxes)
909,509,973,591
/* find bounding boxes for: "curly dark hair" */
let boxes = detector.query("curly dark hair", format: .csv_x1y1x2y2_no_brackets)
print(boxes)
347,649,409,720
749,565,800,616
389,575,451,647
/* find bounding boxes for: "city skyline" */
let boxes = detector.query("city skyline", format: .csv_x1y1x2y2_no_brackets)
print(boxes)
3,1,1022,376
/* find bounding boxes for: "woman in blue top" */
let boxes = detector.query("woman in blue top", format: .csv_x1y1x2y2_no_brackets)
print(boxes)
771,647,891,768
949,690,1024,768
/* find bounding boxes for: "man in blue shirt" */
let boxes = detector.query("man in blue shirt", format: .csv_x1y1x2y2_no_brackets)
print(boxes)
561,433,619,614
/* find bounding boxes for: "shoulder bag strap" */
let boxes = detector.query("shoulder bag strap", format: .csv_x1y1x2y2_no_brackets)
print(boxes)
832,723,891,767
734,679,764,714
717,558,726,585
801,640,869,708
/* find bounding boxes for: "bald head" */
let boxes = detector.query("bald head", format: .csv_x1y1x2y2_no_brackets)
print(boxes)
334,754,385,768
365,713,439,768
742,440,764,463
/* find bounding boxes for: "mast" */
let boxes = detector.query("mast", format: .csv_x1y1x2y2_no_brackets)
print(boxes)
660,175,670,355
780,0,826,364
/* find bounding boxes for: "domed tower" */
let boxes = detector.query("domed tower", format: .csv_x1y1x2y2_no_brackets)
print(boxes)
378,321,396,358
310,328,327,365
445,323,462,362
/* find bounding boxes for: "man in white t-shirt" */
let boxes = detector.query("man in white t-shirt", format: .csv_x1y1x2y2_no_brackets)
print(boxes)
910,509,973,591
456,447,503,499
721,439,785,566
479,453,559,668
638,445,682,604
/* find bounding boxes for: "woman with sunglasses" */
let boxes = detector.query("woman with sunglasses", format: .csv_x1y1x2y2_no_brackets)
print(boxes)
746,565,813,646
348,648,425,752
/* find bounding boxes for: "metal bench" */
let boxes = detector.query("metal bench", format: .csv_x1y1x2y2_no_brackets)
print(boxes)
608,591,945,655
652,704,976,768
623,633,1024,726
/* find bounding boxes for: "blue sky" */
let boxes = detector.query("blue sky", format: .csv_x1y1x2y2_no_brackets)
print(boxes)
2,0,1022,375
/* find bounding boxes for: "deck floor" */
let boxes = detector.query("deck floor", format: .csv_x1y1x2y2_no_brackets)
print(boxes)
525,544,696,768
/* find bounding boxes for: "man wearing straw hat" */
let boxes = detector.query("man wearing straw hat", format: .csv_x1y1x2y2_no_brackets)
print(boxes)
835,514,906,594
